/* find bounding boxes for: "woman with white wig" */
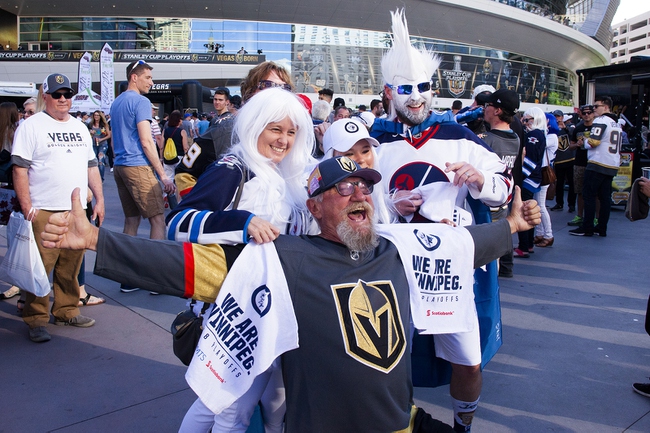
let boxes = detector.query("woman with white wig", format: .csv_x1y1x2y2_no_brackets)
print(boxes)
514,106,547,258
168,87,317,245
170,87,318,433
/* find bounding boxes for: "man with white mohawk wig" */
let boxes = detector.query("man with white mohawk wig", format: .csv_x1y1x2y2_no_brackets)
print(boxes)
372,8,514,433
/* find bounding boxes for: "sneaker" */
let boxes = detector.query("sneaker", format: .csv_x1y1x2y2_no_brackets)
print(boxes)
549,204,563,211
149,291,160,295
633,383,650,398
120,284,140,293
568,206,575,213
594,227,607,237
513,248,530,258
569,227,593,237
29,326,51,343
55,314,95,327
110,167,114,172
567,216,583,226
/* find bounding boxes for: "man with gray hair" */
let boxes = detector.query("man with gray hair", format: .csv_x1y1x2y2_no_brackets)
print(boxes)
41,157,540,431
12,73,104,342
311,99,330,125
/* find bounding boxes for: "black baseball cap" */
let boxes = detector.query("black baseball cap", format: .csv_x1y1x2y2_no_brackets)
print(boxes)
307,156,381,198
486,89,519,115
214,87,230,96
552,110,564,117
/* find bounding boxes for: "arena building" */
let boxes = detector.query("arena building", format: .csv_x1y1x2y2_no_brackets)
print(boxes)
0,0,619,112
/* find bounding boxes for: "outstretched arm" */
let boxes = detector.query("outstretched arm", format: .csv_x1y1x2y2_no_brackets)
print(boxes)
41,188,99,251
506,185,541,233
42,188,241,302
465,186,540,269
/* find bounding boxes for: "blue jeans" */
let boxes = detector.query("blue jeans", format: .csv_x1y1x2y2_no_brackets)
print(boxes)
94,144,108,181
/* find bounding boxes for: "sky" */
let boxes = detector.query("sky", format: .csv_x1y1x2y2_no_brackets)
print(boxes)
612,0,650,24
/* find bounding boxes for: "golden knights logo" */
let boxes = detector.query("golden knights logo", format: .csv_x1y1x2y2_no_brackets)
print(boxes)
337,156,357,173
557,133,570,152
331,279,406,372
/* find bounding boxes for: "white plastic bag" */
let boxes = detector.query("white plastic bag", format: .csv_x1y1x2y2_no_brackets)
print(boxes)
0,211,50,297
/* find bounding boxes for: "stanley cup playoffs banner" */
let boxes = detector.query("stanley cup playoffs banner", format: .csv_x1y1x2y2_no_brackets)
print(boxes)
434,55,550,104
291,43,551,104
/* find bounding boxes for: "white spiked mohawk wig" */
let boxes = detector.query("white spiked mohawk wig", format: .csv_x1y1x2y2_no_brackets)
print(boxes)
381,9,441,116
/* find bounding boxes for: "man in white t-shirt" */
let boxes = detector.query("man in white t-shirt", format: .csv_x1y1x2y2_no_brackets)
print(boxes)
11,73,105,343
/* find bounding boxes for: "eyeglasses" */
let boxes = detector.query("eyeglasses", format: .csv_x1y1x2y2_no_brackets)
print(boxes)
484,102,494,107
581,111,593,115
387,81,431,95
521,117,533,123
258,80,292,91
49,91,74,100
334,180,374,196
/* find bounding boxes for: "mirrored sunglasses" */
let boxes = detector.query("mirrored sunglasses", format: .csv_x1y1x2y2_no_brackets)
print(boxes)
258,80,292,92
388,81,431,95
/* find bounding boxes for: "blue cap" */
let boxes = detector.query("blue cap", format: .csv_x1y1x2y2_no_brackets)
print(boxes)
307,156,381,198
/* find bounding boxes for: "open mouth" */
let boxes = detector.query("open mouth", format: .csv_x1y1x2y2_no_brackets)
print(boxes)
270,145,286,155
347,206,368,221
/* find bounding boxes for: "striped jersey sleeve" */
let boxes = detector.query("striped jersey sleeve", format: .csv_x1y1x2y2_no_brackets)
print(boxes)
166,157,254,245
94,229,243,303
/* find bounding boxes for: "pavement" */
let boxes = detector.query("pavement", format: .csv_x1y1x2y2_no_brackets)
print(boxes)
1,172,650,433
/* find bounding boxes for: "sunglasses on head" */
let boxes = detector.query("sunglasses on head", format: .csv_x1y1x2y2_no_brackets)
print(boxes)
388,81,431,95
334,180,374,196
258,80,292,92
50,90,74,100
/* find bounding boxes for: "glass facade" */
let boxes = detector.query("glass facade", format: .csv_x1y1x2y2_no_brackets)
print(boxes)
18,16,575,105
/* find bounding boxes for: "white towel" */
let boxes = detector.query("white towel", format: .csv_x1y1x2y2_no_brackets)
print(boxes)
185,242,298,414
376,223,476,334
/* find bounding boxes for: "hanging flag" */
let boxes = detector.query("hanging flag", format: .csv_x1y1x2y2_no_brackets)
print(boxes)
78,51,93,94
100,43,115,114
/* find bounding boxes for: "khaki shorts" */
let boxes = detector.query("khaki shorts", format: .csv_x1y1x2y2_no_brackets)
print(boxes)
114,165,164,219
573,165,586,195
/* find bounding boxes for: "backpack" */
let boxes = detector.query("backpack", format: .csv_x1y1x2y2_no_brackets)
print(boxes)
163,127,179,164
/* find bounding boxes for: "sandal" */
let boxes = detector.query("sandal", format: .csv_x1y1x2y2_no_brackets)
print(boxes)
0,285,20,299
536,237,554,247
79,293,106,307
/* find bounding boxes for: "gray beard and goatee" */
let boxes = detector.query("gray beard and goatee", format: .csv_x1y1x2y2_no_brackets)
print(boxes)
336,201,379,252
395,101,430,126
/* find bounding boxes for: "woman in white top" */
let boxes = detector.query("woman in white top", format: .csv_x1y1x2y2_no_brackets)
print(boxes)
534,112,559,247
